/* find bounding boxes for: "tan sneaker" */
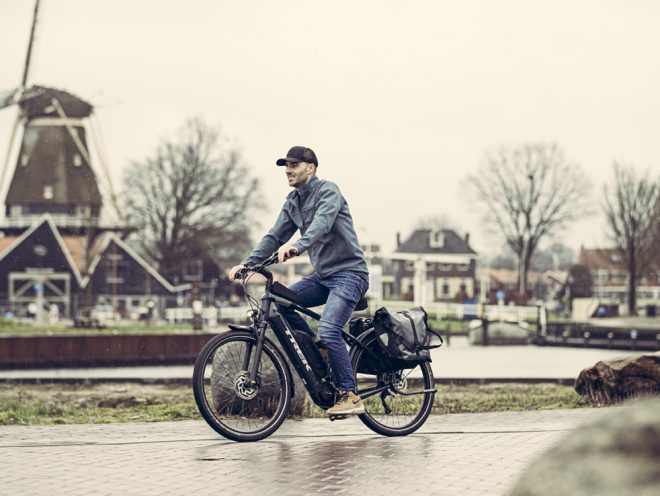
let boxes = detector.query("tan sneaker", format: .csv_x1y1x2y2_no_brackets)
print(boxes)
327,390,365,417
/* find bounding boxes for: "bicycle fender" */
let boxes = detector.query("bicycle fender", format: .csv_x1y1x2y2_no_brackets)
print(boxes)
228,324,255,332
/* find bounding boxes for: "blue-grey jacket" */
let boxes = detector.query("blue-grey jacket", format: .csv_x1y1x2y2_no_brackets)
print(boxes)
243,176,368,278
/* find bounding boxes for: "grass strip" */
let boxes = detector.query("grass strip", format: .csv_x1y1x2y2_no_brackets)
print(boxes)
0,382,590,426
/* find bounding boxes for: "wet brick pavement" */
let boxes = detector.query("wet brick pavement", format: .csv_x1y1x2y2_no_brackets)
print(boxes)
0,407,616,496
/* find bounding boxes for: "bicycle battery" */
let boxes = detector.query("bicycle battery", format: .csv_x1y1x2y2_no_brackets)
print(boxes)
293,330,328,379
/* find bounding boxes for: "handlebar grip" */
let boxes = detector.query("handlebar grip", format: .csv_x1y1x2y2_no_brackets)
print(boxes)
234,267,248,280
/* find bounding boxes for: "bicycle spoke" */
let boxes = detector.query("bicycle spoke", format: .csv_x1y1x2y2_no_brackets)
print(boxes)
195,333,289,438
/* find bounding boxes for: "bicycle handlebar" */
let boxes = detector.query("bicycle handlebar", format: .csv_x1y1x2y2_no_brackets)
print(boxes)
235,252,280,280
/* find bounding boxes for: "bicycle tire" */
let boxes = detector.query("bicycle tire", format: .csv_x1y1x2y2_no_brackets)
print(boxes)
351,330,435,436
192,331,292,442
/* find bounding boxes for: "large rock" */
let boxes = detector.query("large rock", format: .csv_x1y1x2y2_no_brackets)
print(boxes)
509,399,660,496
575,351,660,404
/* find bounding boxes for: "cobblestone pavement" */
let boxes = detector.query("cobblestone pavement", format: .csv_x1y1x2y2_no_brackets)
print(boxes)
0,408,616,496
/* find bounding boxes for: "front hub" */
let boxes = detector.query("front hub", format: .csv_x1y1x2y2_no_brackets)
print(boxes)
233,371,259,400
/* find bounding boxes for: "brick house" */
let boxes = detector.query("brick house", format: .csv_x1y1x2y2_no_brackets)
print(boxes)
579,247,660,314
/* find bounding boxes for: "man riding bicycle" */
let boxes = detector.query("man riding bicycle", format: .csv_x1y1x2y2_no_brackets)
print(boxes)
229,146,369,418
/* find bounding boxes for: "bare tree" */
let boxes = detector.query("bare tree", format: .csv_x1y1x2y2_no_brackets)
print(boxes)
653,179,660,267
467,143,592,298
603,163,659,315
122,118,262,283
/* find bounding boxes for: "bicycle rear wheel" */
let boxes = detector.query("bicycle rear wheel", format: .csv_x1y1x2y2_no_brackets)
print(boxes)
351,330,435,436
192,331,292,442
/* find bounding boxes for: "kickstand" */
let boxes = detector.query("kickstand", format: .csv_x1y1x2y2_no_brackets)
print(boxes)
380,391,392,414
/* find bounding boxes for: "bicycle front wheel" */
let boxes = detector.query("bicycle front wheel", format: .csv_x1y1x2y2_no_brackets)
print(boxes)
192,331,292,442
351,331,435,436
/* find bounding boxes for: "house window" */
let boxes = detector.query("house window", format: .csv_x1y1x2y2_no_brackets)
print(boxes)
593,270,608,285
426,262,434,272
405,261,414,271
43,185,53,200
457,264,469,272
105,251,128,285
429,230,445,248
439,263,452,271
442,280,449,296
73,154,83,167
459,279,467,294
76,205,92,217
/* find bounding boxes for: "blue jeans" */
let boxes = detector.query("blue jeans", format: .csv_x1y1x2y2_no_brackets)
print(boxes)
276,271,369,391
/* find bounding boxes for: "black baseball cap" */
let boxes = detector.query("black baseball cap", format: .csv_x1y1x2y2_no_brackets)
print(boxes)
276,146,318,167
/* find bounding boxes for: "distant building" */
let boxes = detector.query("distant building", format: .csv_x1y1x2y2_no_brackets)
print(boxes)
390,228,478,302
487,268,568,305
579,247,660,314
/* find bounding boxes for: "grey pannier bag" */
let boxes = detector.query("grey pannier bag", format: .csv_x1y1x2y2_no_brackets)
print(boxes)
373,306,443,362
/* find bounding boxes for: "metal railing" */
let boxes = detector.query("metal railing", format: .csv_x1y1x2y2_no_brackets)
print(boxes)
2,214,100,228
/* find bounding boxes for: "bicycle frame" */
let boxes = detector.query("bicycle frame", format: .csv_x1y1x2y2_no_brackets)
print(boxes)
233,257,369,409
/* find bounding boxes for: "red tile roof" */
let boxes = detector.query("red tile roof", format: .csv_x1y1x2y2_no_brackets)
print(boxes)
0,236,20,258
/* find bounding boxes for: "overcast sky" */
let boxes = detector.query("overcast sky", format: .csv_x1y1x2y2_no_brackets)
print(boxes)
1,0,658,260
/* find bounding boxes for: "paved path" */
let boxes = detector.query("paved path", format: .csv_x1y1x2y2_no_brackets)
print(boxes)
0,407,616,496
0,337,636,382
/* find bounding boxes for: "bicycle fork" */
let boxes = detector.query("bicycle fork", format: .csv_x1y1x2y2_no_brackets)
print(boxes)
246,321,268,387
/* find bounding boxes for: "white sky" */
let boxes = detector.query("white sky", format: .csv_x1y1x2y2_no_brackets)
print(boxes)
1,0,659,260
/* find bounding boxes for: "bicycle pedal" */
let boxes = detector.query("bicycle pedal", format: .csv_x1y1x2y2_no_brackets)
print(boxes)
328,414,349,421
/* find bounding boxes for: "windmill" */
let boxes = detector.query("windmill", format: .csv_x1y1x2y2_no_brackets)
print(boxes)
0,0,125,236
0,0,140,320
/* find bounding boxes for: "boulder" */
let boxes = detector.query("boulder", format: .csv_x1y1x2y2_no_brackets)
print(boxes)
509,399,660,496
574,351,660,404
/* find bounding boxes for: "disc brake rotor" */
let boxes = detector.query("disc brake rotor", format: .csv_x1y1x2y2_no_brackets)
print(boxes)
233,371,258,400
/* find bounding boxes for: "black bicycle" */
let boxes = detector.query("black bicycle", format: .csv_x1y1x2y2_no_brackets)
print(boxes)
192,253,436,442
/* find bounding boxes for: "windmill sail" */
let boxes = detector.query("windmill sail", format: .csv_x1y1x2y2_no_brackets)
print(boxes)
0,89,19,110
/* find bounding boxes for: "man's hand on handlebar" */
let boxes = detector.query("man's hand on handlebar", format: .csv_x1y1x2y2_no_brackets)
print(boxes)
228,249,295,281
228,264,246,281
277,244,299,263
